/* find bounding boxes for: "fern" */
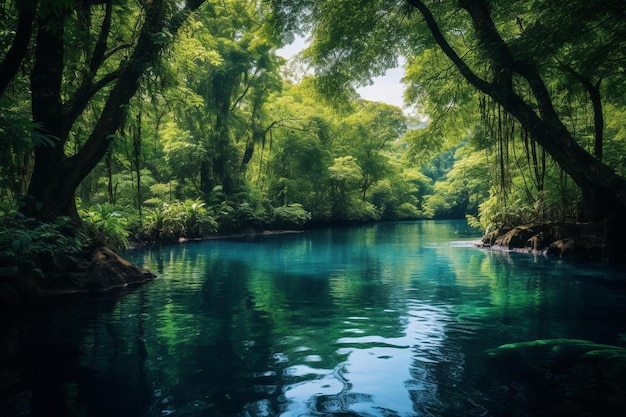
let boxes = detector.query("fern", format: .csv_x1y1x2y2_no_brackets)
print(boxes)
0,217,86,279
79,203,130,251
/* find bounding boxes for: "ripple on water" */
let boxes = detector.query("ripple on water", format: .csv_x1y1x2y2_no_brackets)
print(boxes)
446,315,481,339
248,370,277,378
272,352,289,364
283,364,328,378
293,346,312,353
341,328,366,334
243,399,272,417
336,335,411,349
346,316,370,321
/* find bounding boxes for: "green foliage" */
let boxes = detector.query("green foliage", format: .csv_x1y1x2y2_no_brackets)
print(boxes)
0,98,39,199
328,156,362,184
214,201,266,233
269,203,311,229
396,202,422,219
422,189,458,219
468,166,581,232
79,203,131,252
368,178,425,220
271,0,626,228
328,156,366,220
368,180,397,219
346,199,380,222
467,194,531,232
421,146,490,220
143,199,218,241
0,197,17,220
8,0,625,246
164,1,284,196
0,217,85,279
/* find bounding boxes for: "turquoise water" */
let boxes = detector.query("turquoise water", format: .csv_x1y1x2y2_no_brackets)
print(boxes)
2,220,626,416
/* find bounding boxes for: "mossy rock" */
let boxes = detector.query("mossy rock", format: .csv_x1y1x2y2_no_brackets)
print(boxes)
484,338,626,416
546,237,605,261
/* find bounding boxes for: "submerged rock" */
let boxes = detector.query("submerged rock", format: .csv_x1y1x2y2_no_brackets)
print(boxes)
484,338,626,416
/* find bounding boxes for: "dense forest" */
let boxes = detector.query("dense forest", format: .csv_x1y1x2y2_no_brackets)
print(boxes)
2,0,626,295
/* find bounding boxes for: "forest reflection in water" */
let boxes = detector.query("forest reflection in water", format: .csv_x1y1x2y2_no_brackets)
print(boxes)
2,220,626,417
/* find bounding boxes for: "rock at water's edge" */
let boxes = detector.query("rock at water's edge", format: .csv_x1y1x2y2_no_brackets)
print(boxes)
0,246,155,312
479,222,621,262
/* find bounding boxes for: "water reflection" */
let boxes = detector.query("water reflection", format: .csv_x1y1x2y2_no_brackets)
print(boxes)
133,221,481,417
3,221,626,416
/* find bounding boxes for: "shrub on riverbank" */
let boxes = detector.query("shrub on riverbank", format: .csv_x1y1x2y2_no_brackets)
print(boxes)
142,199,218,242
0,216,85,280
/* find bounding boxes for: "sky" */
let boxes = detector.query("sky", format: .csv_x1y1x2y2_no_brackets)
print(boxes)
276,36,408,110
356,67,406,109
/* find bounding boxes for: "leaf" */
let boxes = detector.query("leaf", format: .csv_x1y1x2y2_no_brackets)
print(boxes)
31,132,59,148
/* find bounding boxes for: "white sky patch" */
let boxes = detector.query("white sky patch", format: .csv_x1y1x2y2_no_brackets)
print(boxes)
357,66,406,109
277,36,409,112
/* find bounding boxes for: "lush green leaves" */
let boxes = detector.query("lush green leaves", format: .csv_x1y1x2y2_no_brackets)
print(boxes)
142,199,218,241
270,204,311,229
0,217,85,279
79,203,130,252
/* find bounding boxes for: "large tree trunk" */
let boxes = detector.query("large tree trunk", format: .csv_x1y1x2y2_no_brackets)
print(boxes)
23,0,205,220
409,0,626,222
25,5,74,219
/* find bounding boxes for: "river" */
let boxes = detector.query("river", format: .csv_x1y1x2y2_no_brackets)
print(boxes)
2,220,626,416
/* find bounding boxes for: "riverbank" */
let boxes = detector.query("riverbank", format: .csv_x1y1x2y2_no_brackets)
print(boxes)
0,244,155,314
478,220,626,263
1,229,306,312
127,229,306,249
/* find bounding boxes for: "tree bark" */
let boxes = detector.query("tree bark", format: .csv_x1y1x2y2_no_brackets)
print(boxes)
26,5,73,218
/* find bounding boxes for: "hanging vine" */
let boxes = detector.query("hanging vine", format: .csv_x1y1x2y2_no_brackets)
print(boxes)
479,94,548,224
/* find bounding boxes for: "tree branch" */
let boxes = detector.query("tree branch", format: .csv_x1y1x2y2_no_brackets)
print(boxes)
406,0,495,96
559,62,604,160
103,42,134,61
89,0,114,77
407,0,626,218
457,0,560,122
0,0,36,95
63,69,121,124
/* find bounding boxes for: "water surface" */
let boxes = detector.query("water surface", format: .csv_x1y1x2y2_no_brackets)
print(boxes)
2,220,626,416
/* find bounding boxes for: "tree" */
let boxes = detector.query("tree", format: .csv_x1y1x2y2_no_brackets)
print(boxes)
409,0,626,222
0,0,205,221
262,80,336,220
328,155,378,221
337,101,407,200
423,147,489,219
270,0,626,223
168,0,282,198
